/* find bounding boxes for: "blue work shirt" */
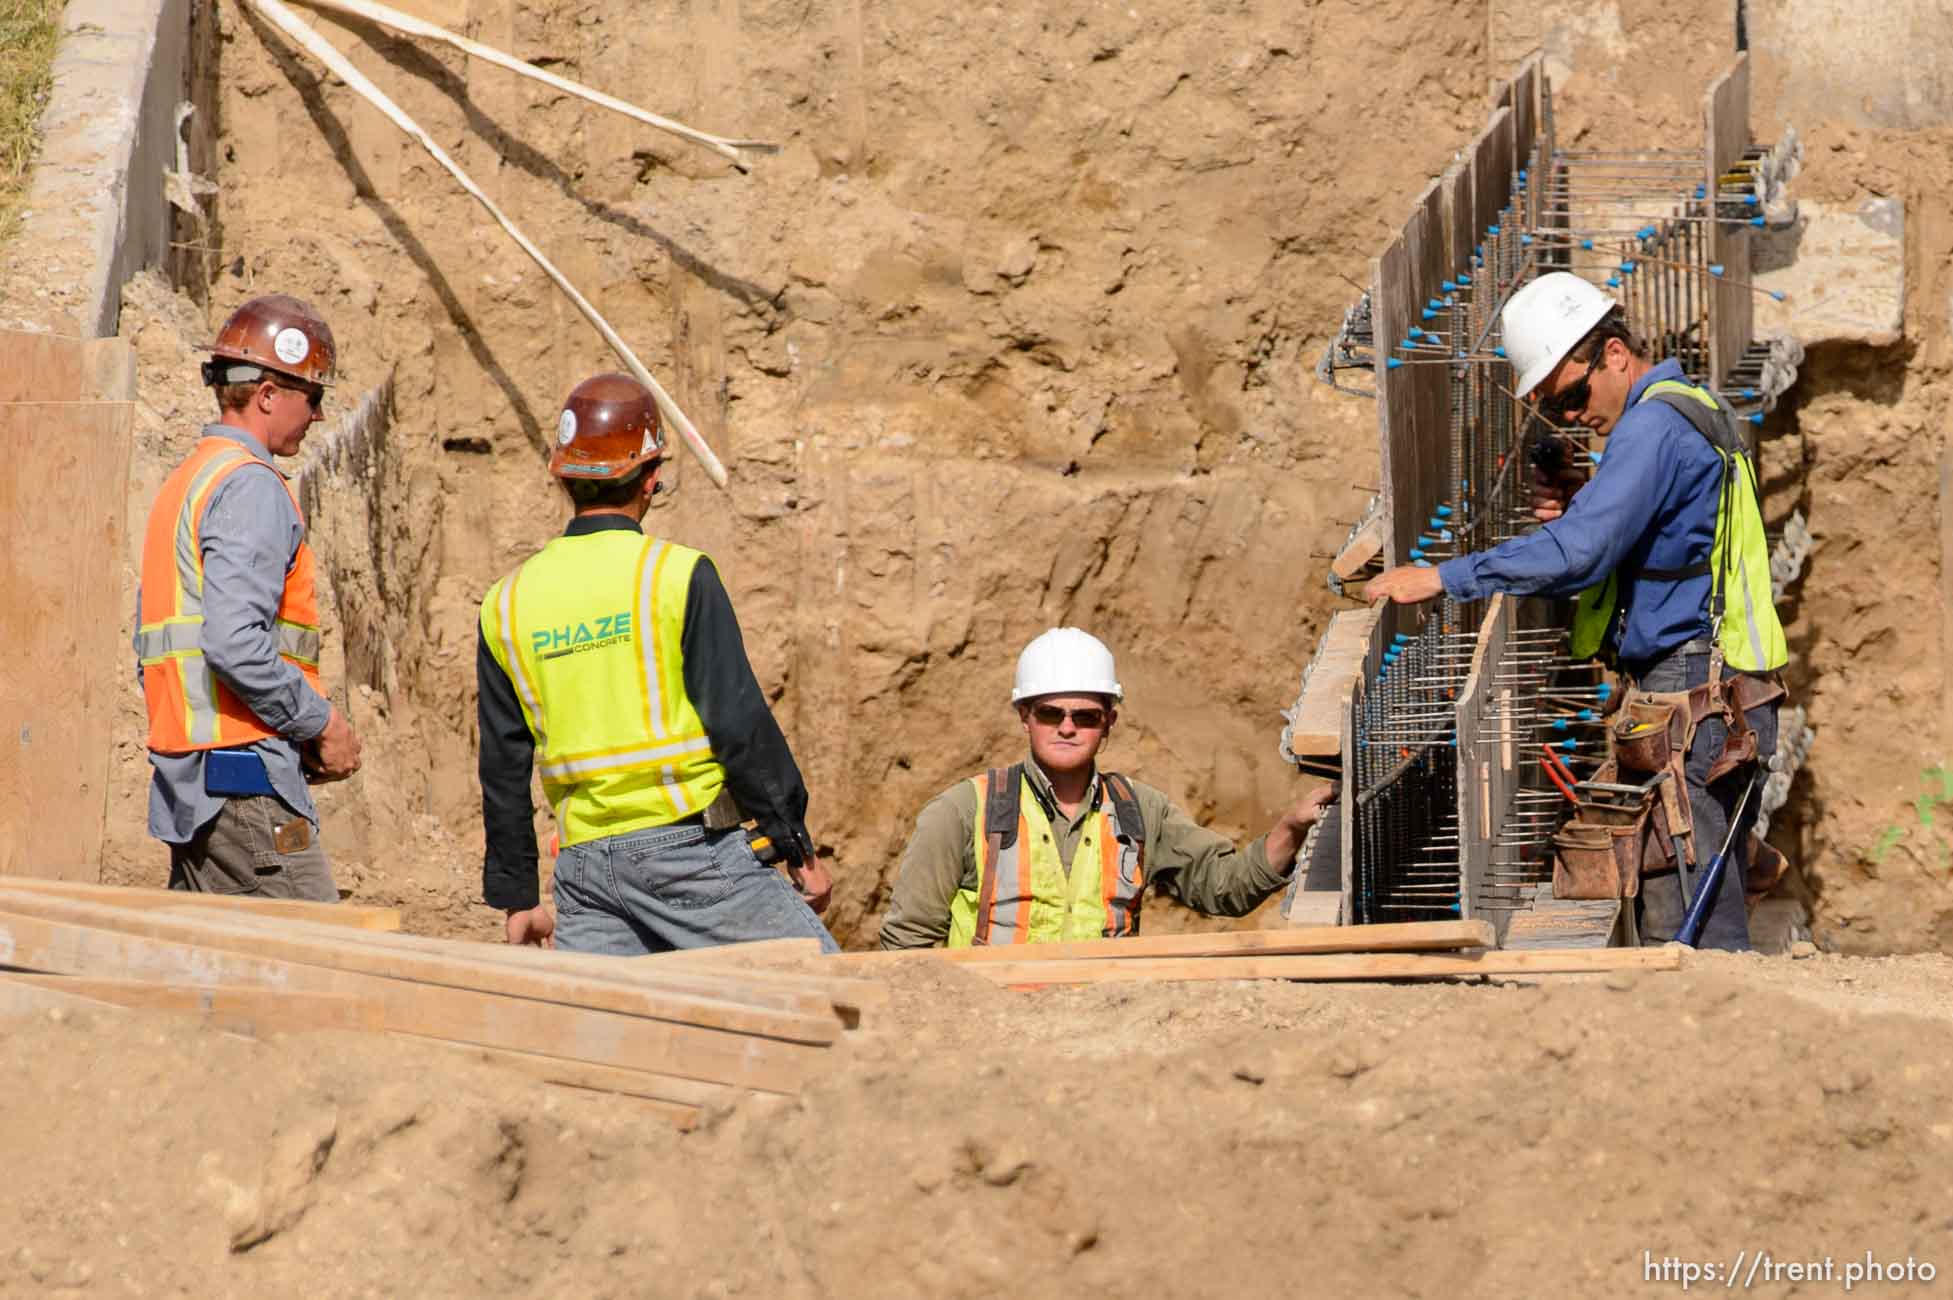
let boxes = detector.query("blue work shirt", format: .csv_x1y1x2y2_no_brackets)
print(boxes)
141,424,334,843
1438,358,1725,667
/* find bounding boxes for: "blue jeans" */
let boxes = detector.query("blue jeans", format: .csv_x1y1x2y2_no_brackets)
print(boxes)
1629,652,1780,952
552,822,839,956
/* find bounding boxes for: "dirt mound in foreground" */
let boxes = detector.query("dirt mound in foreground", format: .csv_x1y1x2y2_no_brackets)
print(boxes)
3,952,1949,1298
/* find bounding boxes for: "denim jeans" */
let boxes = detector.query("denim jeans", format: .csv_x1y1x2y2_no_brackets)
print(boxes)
1628,652,1780,952
552,821,839,956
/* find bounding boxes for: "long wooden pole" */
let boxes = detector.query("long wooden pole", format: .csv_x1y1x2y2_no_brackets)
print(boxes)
245,0,731,489
951,946,1682,987
289,0,778,172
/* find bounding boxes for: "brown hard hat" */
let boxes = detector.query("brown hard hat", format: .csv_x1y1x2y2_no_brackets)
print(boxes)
202,294,338,387
548,373,666,480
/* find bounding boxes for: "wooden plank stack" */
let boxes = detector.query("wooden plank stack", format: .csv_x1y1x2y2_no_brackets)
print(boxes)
831,919,1680,987
0,882,882,1129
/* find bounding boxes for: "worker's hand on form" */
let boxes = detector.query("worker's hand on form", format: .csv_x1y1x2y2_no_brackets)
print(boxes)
305,706,363,783
505,905,556,948
1267,782,1340,875
1364,565,1444,606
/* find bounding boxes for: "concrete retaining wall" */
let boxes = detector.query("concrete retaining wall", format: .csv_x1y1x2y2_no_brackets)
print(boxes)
6,0,191,338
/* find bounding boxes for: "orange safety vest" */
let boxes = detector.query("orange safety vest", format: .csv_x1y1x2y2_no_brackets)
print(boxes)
137,436,323,752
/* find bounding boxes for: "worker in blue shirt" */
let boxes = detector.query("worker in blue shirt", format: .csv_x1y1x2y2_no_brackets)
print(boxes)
1366,273,1787,950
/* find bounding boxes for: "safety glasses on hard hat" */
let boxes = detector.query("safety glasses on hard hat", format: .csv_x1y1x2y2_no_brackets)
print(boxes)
1029,704,1109,730
1538,350,1602,422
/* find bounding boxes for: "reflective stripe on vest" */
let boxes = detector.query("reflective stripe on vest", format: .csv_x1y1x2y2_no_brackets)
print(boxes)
138,437,324,751
1568,380,1788,672
945,768,1147,947
480,530,727,848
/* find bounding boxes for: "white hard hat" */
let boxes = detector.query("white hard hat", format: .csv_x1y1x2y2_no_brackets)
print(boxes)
1012,627,1123,703
1501,271,1617,399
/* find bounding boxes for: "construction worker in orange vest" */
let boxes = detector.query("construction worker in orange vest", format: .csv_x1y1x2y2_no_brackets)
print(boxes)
135,295,362,900
878,628,1337,948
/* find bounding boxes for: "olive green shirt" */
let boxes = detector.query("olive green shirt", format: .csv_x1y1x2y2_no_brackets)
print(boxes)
876,758,1291,949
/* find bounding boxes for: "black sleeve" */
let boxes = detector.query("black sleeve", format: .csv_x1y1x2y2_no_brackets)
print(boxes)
478,626,541,910
682,559,814,863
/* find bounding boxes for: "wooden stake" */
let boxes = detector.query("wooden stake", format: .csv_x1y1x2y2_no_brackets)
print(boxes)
243,0,731,489
288,0,778,172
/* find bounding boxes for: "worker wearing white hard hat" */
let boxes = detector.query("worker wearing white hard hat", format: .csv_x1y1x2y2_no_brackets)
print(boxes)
1363,271,1789,951
877,628,1337,948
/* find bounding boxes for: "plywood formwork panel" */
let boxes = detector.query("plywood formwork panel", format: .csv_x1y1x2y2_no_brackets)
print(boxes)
0,331,134,882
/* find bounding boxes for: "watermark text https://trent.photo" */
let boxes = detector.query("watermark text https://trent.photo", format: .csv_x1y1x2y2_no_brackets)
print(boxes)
1644,1249,1938,1290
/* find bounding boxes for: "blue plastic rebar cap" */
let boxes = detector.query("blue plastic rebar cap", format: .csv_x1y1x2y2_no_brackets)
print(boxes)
1409,326,1424,338
1748,413,1765,425
1409,548,1425,560
1487,225,1501,236
1428,298,1444,310
1413,559,1433,568
1749,216,1766,226
1553,718,1570,732
1605,276,1621,288
1709,263,1726,276
1743,194,1759,205
1421,308,1438,321
1596,683,1613,701
1441,281,1457,293
1588,452,1604,465
1518,168,1528,181
1580,239,1595,251
1694,185,1707,199
1769,290,1787,302
1741,388,1758,398
1458,272,1473,285
1385,358,1403,369
1579,710,1596,722
1434,505,1453,518
1393,634,1410,644
1558,739,1578,752
1520,234,1534,245
1492,346,1506,358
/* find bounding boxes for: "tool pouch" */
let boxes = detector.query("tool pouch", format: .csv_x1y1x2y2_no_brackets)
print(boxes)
1551,757,1661,900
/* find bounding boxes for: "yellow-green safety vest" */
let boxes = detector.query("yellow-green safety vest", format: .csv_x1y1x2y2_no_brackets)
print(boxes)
480,529,726,849
1568,379,1788,672
947,764,1147,946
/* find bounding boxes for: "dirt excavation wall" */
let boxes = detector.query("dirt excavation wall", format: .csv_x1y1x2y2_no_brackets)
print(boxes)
95,0,1953,952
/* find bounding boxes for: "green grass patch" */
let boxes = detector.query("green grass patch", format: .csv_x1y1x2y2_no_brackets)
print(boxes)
0,0,65,244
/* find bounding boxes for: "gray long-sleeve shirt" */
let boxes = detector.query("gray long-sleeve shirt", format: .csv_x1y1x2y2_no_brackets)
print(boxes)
144,424,334,843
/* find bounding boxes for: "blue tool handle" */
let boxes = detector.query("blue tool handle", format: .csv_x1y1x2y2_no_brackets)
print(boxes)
1674,774,1760,946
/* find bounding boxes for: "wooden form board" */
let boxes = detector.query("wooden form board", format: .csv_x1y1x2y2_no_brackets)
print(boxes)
0,330,135,883
0,898,852,1096
1468,108,1515,276
836,920,1495,967
961,945,1680,988
1373,177,1452,569
0,972,381,1031
1499,882,1624,950
1282,606,1379,756
0,878,402,931
1452,594,1515,921
1705,53,1754,389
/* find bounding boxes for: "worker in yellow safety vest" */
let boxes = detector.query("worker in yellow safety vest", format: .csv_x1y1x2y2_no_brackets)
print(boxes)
136,294,363,900
1366,272,1787,950
477,373,836,954
877,628,1338,948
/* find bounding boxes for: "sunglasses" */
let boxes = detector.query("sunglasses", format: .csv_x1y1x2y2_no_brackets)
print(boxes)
1029,704,1109,729
1538,351,1601,422
270,378,325,412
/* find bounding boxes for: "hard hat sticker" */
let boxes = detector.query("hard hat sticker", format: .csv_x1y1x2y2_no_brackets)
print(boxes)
273,327,311,365
557,409,577,446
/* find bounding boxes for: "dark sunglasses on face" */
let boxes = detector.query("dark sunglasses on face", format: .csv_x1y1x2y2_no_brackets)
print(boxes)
271,379,324,411
1539,351,1601,421
1030,704,1109,730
